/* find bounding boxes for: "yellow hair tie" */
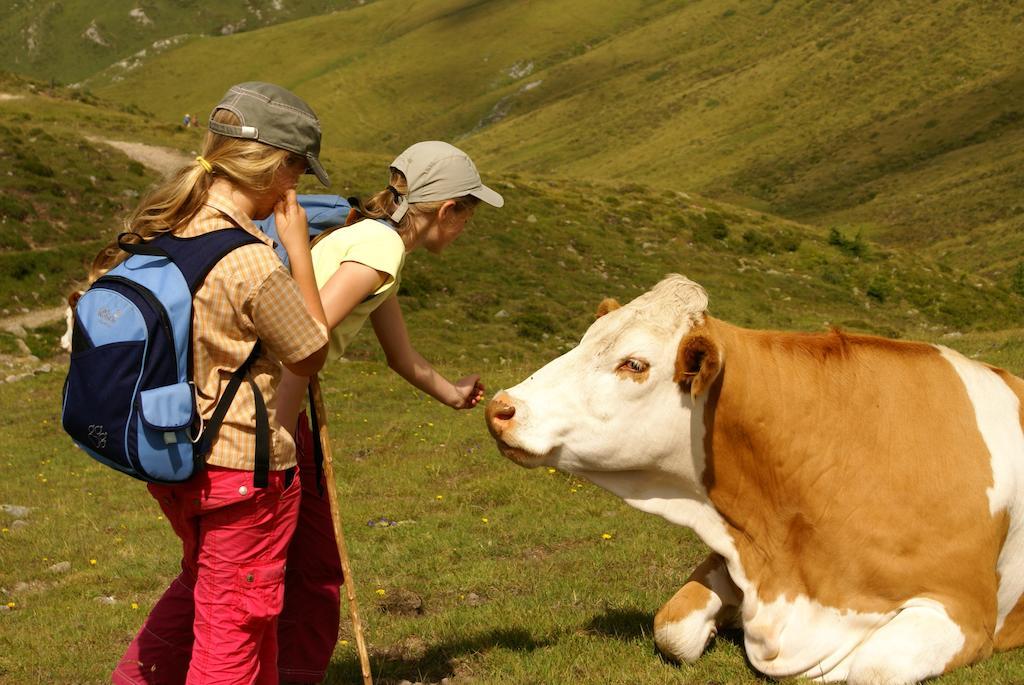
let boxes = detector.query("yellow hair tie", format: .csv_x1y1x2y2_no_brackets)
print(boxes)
195,156,213,173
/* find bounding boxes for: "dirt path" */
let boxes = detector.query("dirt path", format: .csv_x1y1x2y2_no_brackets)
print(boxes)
0,306,66,332
85,136,191,178
0,93,25,101
0,138,189,335
0,134,193,380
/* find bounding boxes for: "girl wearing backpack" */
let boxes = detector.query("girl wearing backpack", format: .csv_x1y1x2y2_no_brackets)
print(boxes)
104,82,331,684
272,141,503,684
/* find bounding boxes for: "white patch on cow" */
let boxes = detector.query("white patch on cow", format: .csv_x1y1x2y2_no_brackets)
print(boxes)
938,346,1024,634
739,594,891,681
738,596,964,683
655,559,742,663
655,591,720,663
844,598,966,685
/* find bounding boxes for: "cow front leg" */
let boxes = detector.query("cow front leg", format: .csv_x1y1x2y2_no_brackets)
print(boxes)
654,553,741,663
846,599,985,685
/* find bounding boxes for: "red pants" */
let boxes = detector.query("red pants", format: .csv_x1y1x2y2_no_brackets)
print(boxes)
113,413,343,685
277,411,344,683
114,466,301,685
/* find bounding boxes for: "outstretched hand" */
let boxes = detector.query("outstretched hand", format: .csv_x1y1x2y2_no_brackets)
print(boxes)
451,375,485,409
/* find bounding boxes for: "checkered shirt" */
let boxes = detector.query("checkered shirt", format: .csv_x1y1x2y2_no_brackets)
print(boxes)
178,192,327,471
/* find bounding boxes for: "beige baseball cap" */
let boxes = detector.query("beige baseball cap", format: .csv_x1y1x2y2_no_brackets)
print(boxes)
389,141,503,222
208,81,330,187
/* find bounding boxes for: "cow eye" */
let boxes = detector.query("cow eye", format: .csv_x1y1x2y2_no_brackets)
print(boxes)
619,358,649,374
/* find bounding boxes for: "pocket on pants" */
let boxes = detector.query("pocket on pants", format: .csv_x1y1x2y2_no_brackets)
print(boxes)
238,559,286,627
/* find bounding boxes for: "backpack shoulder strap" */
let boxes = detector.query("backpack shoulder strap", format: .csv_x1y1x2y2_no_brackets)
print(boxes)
196,341,271,488
150,228,262,294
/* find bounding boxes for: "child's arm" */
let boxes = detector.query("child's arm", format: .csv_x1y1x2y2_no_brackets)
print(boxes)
370,295,485,409
274,259,388,436
274,190,328,376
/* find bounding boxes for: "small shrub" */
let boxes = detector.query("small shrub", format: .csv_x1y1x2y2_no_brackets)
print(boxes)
777,229,801,252
741,229,774,254
692,212,729,244
400,269,449,298
866,276,891,302
15,157,55,178
616,183,646,195
515,311,557,341
828,227,868,258
1011,263,1024,297
127,160,146,176
0,195,31,221
821,266,845,285
626,204,653,222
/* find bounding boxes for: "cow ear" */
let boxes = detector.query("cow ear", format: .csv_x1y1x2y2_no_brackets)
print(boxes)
674,332,722,398
596,298,621,319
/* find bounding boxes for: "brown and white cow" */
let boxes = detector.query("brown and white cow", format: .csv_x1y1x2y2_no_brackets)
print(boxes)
486,274,1024,684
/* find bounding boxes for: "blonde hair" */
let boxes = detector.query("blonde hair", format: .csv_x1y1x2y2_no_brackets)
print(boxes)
86,109,296,281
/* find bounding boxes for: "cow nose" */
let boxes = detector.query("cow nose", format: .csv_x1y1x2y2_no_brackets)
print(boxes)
485,392,516,437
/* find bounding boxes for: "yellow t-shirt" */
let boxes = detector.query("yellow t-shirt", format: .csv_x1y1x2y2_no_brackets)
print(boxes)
311,218,406,359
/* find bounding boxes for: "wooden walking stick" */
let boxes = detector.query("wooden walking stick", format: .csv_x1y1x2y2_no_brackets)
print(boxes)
308,375,373,685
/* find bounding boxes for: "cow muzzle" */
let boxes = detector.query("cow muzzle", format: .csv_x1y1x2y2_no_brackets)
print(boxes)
485,392,546,467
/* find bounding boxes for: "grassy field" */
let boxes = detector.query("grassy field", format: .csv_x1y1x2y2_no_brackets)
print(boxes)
3,324,1024,684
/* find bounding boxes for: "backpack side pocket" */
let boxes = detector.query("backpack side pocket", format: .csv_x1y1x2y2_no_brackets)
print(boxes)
133,382,198,482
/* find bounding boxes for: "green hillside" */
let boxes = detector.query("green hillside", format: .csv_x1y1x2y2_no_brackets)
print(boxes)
84,0,1024,286
1,73,1021,364
0,0,369,84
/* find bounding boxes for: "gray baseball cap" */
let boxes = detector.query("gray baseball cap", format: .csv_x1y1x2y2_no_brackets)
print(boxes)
389,141,503,222
207,81,330,187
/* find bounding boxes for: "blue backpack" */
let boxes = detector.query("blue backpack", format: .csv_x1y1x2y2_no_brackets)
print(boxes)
254,194,354,268
61,228,272,486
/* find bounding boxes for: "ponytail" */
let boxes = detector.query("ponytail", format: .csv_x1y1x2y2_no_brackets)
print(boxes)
85,109,293,283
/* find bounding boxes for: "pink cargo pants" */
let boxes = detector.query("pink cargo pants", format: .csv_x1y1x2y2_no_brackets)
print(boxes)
113,464,301,685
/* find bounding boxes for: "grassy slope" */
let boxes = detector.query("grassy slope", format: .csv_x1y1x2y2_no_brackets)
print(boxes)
2,72,1022,341
0,0,370,84
0,73,172,314
90,0,1024,282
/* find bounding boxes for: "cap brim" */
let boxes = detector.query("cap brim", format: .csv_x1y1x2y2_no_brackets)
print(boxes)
306,154,331,188
469,183,504,208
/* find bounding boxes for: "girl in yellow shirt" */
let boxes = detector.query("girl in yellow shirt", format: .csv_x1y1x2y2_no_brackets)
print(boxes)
274,141,503,684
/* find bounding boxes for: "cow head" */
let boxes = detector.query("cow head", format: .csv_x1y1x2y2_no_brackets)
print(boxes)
486,275,721,497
